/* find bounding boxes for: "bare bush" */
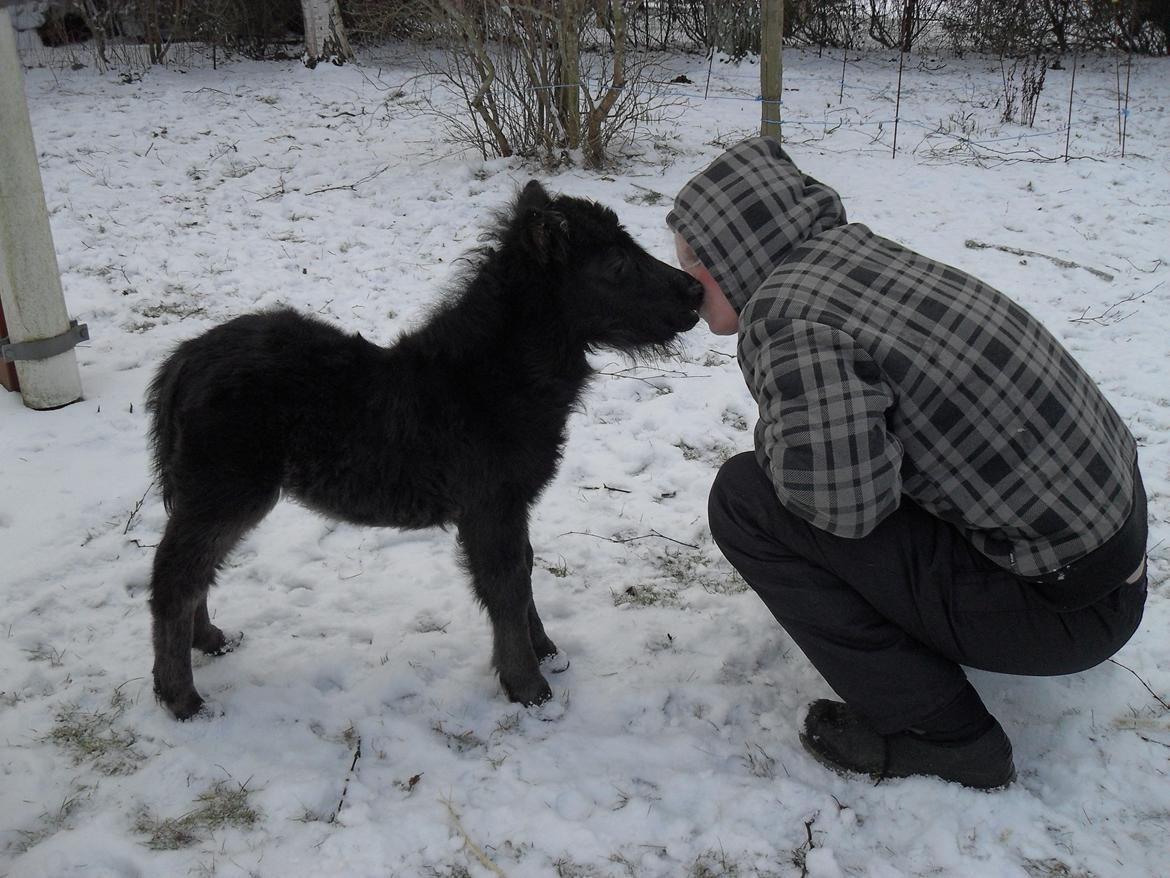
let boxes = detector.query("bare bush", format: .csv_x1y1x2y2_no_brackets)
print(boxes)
786,0,863,48
660,0,761,59
415,1,679,169
188,0,305,60
1000,53,1048,125
345,0,437,43
709,0,761,60
20,0,1167,76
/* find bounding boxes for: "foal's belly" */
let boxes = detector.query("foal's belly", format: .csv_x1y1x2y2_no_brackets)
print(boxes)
285,463,456,531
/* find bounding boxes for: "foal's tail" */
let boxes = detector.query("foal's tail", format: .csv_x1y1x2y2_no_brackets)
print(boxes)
146,350,187,513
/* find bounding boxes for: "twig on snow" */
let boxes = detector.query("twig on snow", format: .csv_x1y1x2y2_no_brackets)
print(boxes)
601,365,706,381
560,529,699,550
304,165,391,197
254,178,288,202
123,482,154,535
442,797,508,877
1069,282,1160,326
329,736,362,824
1108,658,1170,712
964,240,1114,281
1122,257,1163,274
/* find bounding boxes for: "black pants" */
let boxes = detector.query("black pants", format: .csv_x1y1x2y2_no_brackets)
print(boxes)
708,452,1148,735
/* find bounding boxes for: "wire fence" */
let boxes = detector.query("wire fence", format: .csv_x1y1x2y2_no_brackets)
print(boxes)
12,21,1146,162
518,57,1141,160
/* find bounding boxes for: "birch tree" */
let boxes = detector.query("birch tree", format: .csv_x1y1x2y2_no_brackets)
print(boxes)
301,0,354,67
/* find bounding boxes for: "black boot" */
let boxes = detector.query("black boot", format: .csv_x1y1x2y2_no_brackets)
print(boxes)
799,700,1016,790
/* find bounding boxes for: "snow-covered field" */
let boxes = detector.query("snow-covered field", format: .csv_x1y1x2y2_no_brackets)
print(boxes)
2,45,1168,878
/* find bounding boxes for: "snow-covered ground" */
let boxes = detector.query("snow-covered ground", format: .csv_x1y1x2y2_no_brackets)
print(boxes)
2,45,1168,878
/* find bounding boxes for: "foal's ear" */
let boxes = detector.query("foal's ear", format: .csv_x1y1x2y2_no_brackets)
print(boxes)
517,179,551,211
515,180,568,265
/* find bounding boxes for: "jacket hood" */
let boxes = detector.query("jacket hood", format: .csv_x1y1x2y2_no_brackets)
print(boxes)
667,137,847,312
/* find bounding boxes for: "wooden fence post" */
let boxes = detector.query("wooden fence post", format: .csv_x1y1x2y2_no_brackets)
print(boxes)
761,0,783,139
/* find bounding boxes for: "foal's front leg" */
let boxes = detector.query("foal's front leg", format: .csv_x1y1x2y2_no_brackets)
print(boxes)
459,510,551,706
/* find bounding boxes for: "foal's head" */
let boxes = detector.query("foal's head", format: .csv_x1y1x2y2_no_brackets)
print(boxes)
499,181,702,354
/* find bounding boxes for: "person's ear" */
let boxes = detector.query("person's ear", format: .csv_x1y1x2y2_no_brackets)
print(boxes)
674,232,701,271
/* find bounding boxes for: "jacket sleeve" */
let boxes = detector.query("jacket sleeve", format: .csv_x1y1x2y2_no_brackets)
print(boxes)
743,318,903,538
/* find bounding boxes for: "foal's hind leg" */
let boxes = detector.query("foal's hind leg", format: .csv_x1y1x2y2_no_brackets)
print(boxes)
523,541,560,664
459,510,551,706
527,600,557,662
150,488,276,719
192,598,240,655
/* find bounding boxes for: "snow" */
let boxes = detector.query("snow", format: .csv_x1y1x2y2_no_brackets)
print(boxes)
2,45,1168,878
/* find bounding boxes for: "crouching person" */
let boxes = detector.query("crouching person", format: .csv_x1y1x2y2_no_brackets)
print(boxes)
669,137,1148,789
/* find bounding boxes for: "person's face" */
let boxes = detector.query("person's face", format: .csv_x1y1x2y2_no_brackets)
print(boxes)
674,234,738,336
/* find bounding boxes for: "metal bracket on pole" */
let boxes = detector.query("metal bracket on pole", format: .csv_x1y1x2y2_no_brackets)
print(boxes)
1,319,89,362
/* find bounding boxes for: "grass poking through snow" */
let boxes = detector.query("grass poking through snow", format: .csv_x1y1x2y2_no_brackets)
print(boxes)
134,780,260,851
46,687,143,776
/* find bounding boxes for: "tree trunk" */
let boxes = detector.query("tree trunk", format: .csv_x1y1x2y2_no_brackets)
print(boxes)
558,0,582,151
584,1,637,169
79,0,111,70
301,0,353,68
436,0,513,159
143,0,164,64
1042,0,1071,54
900,0,918,53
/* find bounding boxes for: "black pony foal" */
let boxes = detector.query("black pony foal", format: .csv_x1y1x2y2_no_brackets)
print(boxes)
146,181,703,719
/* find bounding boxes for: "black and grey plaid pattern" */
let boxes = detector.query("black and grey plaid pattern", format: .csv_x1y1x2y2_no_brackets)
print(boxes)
670,137,1137,577
668,137,846,314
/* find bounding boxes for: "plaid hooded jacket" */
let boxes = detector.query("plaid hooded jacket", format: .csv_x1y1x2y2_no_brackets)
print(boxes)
668,137,1137,578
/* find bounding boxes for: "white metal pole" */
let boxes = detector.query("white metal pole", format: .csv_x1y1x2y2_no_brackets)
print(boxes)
0,6,85,410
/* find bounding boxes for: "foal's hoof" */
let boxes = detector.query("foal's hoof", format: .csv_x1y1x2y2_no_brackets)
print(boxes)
540,651,570,674
533,636,559,663
528,697,566,722
503,676,553,707
195,627,244,656
158,689,207,721
210,630,244,656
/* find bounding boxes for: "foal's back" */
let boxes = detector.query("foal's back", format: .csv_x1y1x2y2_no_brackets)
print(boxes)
151,308,460,530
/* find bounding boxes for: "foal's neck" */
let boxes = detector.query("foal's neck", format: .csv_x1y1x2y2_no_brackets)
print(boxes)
409,255,592,394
